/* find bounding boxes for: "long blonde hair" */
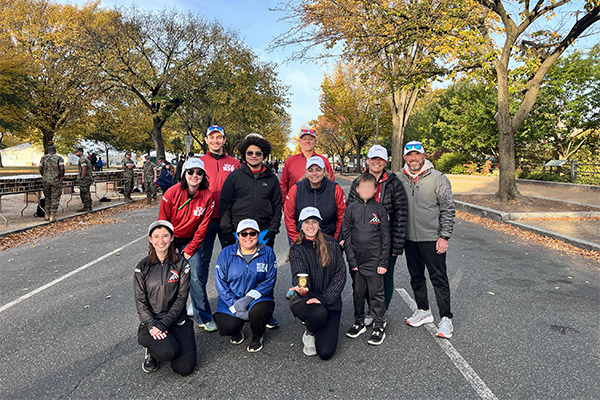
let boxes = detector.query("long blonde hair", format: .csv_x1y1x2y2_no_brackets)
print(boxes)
293,229,331,268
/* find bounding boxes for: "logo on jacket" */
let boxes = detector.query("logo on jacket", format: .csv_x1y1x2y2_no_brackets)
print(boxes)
369,213,381,225
256,263,268,272
193,206,205,217
262,182,268,187
223,164,235,172
168,270,180,283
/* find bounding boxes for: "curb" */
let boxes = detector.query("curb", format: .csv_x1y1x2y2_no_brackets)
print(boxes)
515,178,600,192
0,198,146,238
455,200,600,252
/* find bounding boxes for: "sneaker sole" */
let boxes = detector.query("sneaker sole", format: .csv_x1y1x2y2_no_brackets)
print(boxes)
367,333,386,346
247,345,263,352
266,324,279,329
198,324,218,332
436,332,452,339
303,347,317,356
406,316,434,327
346,326,367,338
230,333,245,345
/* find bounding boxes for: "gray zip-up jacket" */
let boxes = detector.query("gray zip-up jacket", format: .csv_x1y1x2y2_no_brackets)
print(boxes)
397,161,455,242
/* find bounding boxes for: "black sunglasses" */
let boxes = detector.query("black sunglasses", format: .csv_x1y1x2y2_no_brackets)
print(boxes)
186,169,204,176
239,231,258,237
246,151,263,157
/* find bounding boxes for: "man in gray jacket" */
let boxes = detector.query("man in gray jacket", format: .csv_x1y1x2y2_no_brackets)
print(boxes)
398,141,455,339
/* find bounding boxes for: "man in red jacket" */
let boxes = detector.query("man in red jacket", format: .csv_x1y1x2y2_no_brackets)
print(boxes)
280,129,335,203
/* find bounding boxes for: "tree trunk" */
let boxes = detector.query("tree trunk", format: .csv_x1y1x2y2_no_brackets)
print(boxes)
495,68,522,202
389,88,419,171
0,152,3,168
152,116,167,161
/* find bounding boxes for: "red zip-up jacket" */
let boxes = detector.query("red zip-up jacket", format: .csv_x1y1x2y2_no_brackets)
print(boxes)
158,184,215,256
200,152,240,219
280,152,335,202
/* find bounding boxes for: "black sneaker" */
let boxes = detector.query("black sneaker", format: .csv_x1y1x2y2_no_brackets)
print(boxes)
230,331,245,345
367,327,386,346
141,349,158,373
247,336,263,353
266,316,280,329
346,323,366,338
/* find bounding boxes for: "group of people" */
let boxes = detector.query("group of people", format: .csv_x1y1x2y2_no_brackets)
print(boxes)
133,126,456,376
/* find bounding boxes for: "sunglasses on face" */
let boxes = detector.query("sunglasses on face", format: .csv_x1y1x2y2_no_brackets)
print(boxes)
246,151,263,157
405,143,423,151
186,169,204,176
239,231,258,237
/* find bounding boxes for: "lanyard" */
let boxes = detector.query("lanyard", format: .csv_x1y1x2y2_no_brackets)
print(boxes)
178,197,192,210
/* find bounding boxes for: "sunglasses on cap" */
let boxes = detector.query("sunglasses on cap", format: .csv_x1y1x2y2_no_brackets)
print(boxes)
405,143,423,151
239,231,258,237
207,125,224,133
186,169,204,176
301,129,315,135
246,150,263,157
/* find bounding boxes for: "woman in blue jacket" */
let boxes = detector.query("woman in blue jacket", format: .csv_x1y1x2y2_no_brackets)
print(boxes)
214,219,277,353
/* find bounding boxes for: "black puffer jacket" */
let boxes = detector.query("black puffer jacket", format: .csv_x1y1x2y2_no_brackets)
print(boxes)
219,164,282,236
134,255,190,332
348,170,407,255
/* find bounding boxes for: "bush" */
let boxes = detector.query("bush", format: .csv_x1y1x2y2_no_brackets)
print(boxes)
524,171,570,183
449,164,466,174
435,153,466,173
574,175,600,185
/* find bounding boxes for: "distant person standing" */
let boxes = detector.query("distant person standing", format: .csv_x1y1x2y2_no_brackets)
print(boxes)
122,151,135,202
89,153,98,171
273,160,279,174
397,141,456,339
97,157,103,171
142,155,158,204
74,147,93,212
280,129,334,203
173,155,186,184
39,144,65,222
157,162,174,193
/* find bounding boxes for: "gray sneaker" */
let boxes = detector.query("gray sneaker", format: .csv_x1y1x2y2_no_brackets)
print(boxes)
198,320,218,332
436,317,453,339
364,312,374,327
406,309,434,327
302,331,317,356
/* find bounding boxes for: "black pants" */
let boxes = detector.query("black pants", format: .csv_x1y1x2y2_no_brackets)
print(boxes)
404,240,453,319
137,318,196,376
352,272,386,328
291,302,341,360
214,300,274,339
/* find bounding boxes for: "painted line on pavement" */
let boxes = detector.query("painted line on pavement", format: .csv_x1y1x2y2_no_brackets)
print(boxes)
397,288,498,400
0,235,146,313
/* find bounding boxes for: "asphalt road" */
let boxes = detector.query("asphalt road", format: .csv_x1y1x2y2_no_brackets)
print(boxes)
1,176,598,399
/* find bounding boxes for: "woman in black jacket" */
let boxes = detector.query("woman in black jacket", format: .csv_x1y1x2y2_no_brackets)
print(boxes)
134,220,196,375
288,207,346,360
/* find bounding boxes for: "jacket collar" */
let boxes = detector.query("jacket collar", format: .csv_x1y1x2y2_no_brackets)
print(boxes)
241,163,270,178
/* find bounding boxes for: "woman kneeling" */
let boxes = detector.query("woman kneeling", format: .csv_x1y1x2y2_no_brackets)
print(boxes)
214,219,277,353
134,220,196,375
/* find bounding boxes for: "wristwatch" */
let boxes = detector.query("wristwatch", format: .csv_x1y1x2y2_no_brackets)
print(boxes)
440,236,450,240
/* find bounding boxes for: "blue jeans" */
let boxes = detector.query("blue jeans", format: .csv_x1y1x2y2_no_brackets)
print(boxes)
177,237,212,324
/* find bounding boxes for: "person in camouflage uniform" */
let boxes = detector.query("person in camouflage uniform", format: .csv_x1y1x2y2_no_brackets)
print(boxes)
122,151,135,202
38,144,65,222
142,155,157,203
74,147,93,212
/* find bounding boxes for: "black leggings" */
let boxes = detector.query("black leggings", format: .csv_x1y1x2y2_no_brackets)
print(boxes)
214,301,275,339
137,318,196,376
291,302,341,360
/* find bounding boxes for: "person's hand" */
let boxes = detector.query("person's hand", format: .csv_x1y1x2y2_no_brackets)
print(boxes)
377,267,387,275
436,237,448,254
150,326,167,340
306,298,321,304
339,240,345,247
289,286,309,296
183,252,191,260
352,267,358,271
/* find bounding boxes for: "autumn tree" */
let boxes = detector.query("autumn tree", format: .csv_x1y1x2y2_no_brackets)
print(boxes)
310,115,352,171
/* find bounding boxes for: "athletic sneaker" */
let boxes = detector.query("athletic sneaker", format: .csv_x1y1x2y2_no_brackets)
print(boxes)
230,331,245,345
141,349,158,373
406,309,434,327
266,316,280,329
367,327,386,346
198,320,218,332
364,312,374,327
436,317,453,339
346,323,367,338
187,303,194,317
247,336,263,353
302,331,317,356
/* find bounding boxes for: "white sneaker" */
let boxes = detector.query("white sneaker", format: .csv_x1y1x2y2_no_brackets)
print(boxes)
302,331,317,356
187,303,194,317
406,309,434,327
436,317,453,339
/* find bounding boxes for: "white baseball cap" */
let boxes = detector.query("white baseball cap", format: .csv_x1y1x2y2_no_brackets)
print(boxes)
298,207,322,226
367,145,388,161
183,157,205,171
404,141,425,156
305,156,325,170
148,220,174,236
236,219,260,233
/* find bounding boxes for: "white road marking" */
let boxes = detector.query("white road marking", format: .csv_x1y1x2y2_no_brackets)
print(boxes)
397,288,499,400
0,235,146,313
